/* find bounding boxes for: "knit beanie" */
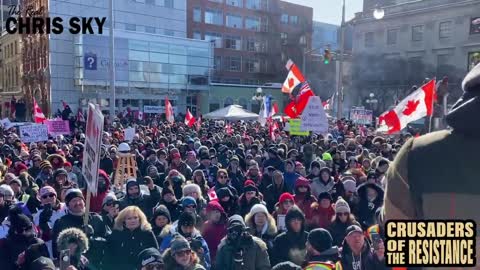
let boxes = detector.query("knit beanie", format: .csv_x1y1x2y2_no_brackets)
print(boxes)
30,257,55,270
9,177,22,187
243,180,258,193
206,200,225,214
227,214,246,229
272,261,302,270
181,196,197,208
322,153,333,161
161,186,175,197
170,235,191,254
178,211,196,227
342,179,356,193
126,178,140,190
285,205,305,225
307,228,333,253
137,248,163,268
0,184,14,197
64,188,85,205
217,187,233,199
334,197,351,214
39,186,57,198
39,160,52,170
279,192,295,204
152,205,171,223
249,204,268,217
9,206,32,230
102,192,118,207
182,184,201,197
317,192,333,203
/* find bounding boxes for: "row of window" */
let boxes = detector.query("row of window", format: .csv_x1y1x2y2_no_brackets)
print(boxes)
280,14,299,25
214,55,267,73
192,31,268,52
365,17,480,47
118,22,179,37
133,0,174,8
194,8,266,31
2,66,19,90
3,41,18,59
207,0,267,10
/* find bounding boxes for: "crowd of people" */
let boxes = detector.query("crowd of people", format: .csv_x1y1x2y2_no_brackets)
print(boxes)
0,113,401,270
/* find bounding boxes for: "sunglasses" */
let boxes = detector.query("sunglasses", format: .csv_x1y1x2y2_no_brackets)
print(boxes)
337,212,349,216
219,175,227,179
174,249,191,257
41,194,56,199
105,201,119,207
145,263,164,270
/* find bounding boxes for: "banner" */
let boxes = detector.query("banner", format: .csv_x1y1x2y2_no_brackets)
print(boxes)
0,118,13,129
45,119,71,136
82,103,104,195
143,105,162,114
124,127,135,142
288,119,309,136
300,96,328,134
19,124,48,143
350,107,373,125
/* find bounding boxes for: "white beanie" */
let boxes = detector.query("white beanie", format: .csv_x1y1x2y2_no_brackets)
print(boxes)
335,197,351,214
102,192,118,207
249,204,268,216
342,179,356,193
182,183,202,197
0,184,14,197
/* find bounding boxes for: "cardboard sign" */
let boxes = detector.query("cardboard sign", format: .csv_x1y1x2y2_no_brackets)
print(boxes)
350,107,373,125
124,127,135,142
288,119,309,136
45,119,71,136
82,103,104,195
0,118,13,129
300,96,328,134
19,124,48,143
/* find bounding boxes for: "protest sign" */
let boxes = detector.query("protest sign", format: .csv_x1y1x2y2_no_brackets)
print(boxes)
82,103,104,195
45,119,71,136
288,119,309,136
0,118,13,129
124,127,135,142
350,107,373,125
19,124,48,143
143,105,162,114
300,96,328,134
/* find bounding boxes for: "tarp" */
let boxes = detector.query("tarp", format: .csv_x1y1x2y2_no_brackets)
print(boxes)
203,105,259,121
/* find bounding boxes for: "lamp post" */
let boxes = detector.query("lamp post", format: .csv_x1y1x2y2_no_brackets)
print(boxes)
251,87,264,113
366,92,378,111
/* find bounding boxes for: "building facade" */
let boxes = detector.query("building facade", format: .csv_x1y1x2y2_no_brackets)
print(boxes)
187,0,313,85
0,32,22,117
312,21,339,51
352,0,480,112
17,0,212,118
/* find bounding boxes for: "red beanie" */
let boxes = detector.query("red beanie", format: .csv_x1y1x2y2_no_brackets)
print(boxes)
64,161,72,167
279,192,295,204
244,179,256,187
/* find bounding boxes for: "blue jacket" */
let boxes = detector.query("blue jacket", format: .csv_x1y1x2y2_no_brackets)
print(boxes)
283,172,300,192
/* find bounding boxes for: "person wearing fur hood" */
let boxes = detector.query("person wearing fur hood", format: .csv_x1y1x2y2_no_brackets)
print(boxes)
151,205,172,245
182,184,208,221
245,204,277,258
57,227,90,270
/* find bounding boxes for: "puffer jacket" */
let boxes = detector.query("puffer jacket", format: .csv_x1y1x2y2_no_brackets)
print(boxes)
216,235,271,270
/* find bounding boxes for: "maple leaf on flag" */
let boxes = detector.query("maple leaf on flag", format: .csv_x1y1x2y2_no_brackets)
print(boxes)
402,99,420,116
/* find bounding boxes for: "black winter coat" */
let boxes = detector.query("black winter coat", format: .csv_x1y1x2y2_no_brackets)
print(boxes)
106,228,159,270
271,230,308,266
327,219,362,247
119,187,161,219
265,183,289,213
0,235,45,270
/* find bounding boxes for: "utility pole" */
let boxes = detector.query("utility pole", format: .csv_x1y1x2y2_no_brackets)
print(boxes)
336,0,345,119
108,0,116,122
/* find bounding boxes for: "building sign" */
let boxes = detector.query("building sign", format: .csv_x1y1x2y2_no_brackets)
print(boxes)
84,52,97,70
470,17,480,35
468,51,480,71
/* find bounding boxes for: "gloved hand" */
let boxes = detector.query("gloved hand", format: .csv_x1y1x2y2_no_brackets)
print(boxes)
39,207,53,224
82,224,94,238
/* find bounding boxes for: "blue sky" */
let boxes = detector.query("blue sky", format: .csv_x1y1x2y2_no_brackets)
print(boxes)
284,0,363,25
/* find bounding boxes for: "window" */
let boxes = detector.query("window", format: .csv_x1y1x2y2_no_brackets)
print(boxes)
225,56,241,71
364,32,374,47
205,32,222,48
193,31,202,40
281,32,288,40
439,21,452,39
193,8,202,22
227,0,242,7
164,29,174,36
226,14,243,28
164,0,173,8
224,97,234,107
246,0,262,10
209,0,223,2
387,29,397,45
214,56,221,70
146,26,155,33
468,51,480,71
225,35,242,50
299,35,306,45
205,9,223,25
290,15,298,25
471,17,480,35
281,14,289,24
245,58,260,73
125,24,136,31
146,0,154,4
412,25,424,41
246,38,256,51
245,17,260,30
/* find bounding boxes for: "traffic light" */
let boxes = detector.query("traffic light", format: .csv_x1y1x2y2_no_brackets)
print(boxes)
323,49,331,64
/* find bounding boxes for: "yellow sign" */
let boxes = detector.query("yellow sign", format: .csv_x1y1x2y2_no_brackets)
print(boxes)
385,220,476,267
288,119,309,136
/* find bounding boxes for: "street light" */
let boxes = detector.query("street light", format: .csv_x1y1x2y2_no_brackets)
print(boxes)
252,87,264,101
366,93,378,110
373,5,385,20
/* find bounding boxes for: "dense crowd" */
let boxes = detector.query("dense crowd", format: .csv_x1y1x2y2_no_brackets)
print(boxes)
0,115,406,270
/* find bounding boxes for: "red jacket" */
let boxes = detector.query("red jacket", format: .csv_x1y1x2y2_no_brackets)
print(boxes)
83,169,110,213
309,203,335,230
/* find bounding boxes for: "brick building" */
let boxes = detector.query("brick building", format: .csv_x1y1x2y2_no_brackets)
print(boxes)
187,0,312,85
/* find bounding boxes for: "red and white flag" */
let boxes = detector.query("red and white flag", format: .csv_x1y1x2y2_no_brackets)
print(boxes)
165,97,174,124
377,79,436,134
184,108,196,127
33,98,46,123
137,111,144,120
282,60,305,94
226,123,233,135
196,116,202,131
207,189,218,202
269,121,279,141
269,102,279,118
77,108,85,122
295,82,315,115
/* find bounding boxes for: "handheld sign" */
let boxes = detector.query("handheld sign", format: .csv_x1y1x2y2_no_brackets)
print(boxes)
82,103,104,196
300,96,328,134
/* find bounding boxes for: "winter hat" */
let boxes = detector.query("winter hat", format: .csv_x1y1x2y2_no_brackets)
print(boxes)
187,151,196,158
137,248,163,268
161,186,175,197
249,204,268,217
279,192,295,204
30,257,55,270
294,177,310,190
181,196,197,208
152,205,171,223
317,192,333,203
24,241,50,269
39,186,57,197
9,177,22,187
272,261,302,270
64,161,72,167
319,167,331,175
285,205,305,226
57,227,89,255
310,160,322,170
345,225,363,237
16,163,28,172
126,178,140,190
102,192,118,207
322,153,333,161
39,160,52,170
206,200,225,214
171,235,191,254
342,179,356,193
9,206,32,230
178,211,196,227
307,228,333,253
230,155,239,163
217,187,233,199
54,168,68,177
172,152,181,159
227,214,246,229
243,180,258,193
0,184,14,197
64,188,85,205
182,184,202,197
334,197,351,214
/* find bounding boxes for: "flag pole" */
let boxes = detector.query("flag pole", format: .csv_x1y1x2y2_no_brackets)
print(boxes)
428,79,436,133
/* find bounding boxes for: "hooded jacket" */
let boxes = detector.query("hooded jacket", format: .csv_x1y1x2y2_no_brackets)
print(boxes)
85,169,111,214
57,228,91,270
245,210,277,258
265,178,289,213
327,217,362,248
293,177,317,221
202,202,228,265
217,187,238,217
337,237,385,270
271,206,308,266
215,234,271,270
309,200,335,230
119,180,161,219
356,183,384,230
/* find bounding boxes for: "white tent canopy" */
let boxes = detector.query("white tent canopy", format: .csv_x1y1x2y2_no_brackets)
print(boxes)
203,105,259,121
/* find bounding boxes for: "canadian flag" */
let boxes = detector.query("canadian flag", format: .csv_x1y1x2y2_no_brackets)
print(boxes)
207,189,218,202
77,108,85,122
196,116,202,131
377,79,436,134
269,120,279,141
269,102,279,118
33,98,46,123
282,60,306,94
184,108,195,127
165,97,174,124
